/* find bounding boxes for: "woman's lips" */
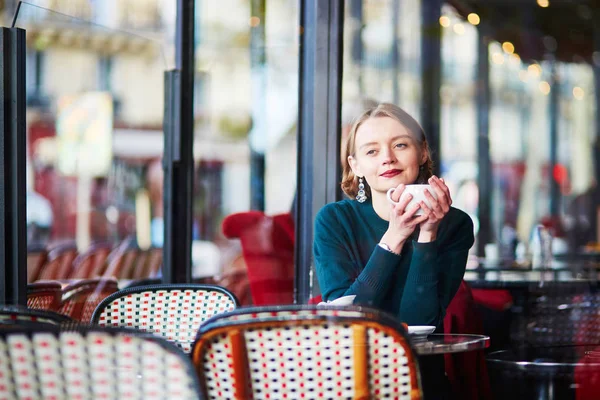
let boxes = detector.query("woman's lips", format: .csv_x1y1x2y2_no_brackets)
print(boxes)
380,169,402,178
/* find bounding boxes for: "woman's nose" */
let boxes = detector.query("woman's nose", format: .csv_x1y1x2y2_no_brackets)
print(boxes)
381,148,396,164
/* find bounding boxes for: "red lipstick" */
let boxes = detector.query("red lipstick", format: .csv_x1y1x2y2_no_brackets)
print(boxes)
380,169,402,178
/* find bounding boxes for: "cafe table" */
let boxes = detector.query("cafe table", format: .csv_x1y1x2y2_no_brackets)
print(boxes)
411,333,490,355
464,266,600,289
487,344,600,400
410,334,490,399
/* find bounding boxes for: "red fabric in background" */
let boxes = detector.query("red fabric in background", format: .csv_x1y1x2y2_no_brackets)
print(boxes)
444,281,492,400
575,346,600,400
471,289,514,311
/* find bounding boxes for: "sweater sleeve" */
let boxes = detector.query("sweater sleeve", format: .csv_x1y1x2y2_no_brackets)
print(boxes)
313,204,401,307
399,210,474,327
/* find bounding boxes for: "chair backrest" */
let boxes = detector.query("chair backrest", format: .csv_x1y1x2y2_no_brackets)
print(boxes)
132,247,162,280
192,305,422,400
37,243,78,280
443,281,491,400
91,284,239,353
0,305,72,326
58,278,120,322
27,281,63,311
69,242,113,279
104,243,140,280
222,211,295,305
0,324,201,399
26,248,48,283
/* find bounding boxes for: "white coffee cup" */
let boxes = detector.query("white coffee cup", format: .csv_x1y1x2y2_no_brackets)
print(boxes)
387,184,437,216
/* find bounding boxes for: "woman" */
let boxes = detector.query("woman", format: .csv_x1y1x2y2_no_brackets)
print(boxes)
313,103,474,398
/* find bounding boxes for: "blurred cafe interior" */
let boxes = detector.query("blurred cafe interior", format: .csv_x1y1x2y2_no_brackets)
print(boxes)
1,0,600,399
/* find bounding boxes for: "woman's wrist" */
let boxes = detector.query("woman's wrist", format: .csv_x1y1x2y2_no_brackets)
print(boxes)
418,229,437,243
380,232,406,254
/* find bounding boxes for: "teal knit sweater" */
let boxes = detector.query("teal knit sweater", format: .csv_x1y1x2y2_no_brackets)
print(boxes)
313,198,474,328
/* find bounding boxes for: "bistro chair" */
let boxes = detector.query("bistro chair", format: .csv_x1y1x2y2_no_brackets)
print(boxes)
103,238,140,280
0,305,72,326
36,242,78,281
0,324,200,400
27,280,63,311
131,247,163,279
191,305,423,400
91,284,239,353
26,246,48,283
58,278,119,322
222,211,295,305
69,242,113,279
443,281,491,400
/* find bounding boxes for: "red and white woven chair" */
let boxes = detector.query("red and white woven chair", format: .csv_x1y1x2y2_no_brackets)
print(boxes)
0,324,201,399
191,305,423,400
58,278,120,322
26,281,63,311
91,284,239,353
0,305,72,326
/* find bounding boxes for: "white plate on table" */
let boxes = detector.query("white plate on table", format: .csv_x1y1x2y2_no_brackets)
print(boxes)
407,325,435,341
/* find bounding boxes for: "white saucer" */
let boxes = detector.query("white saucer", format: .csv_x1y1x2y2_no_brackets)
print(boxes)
317,295,356,307
407,325,436,338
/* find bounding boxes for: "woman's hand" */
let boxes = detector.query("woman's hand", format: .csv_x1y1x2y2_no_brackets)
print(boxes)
381,184,429,253
418,176,452,242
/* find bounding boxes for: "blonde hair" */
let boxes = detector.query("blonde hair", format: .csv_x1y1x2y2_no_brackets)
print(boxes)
341,103,434,199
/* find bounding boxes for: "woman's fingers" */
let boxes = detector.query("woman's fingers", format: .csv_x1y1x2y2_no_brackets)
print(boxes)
391,183,405,202
414,213,430,225
427,177,450,214
398,202,420,220
423,189,445,217
438,177,453,206
390,189,413,212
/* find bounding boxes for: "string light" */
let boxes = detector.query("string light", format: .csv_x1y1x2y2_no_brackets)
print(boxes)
492,53,505,65
528,64,542,77
453,23,465,35
467,13,480,25
537,0,549,7
519,70,528,82
502,42,515,54
249,16,261,27
439,16,451,27
573,87,585,99
539,81,551,95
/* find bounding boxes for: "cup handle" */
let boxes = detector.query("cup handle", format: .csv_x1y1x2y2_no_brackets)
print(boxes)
387,187,401,205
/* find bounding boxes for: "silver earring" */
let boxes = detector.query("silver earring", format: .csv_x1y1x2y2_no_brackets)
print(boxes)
356,177,367,203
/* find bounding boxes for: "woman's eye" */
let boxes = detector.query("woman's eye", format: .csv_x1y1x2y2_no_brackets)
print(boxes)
366,149,376,155
394,143,407,149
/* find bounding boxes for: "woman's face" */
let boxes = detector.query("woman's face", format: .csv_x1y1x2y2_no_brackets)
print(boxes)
348,116,427,195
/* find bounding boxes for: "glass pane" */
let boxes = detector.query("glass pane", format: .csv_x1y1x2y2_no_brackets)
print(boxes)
438,2,598,266
191,0,300,305
15,2,167,300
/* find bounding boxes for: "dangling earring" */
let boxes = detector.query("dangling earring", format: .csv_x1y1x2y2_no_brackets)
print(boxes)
356,177,367,203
